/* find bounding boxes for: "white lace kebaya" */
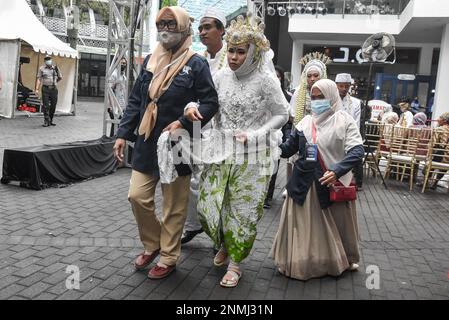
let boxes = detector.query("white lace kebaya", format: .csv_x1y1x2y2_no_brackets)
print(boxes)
210,63,288,157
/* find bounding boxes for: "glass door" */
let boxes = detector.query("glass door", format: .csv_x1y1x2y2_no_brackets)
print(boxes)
77,53,107,97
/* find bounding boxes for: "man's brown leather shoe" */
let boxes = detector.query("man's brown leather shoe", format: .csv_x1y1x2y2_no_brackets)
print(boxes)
134,250,159,270
147,264,176,279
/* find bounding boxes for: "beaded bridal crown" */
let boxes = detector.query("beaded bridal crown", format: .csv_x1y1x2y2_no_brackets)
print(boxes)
224,13,270,55
300,51,332,67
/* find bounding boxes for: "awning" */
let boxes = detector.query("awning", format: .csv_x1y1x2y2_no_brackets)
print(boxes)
0,0,78,59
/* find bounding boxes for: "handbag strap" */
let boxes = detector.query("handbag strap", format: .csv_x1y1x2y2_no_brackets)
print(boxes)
312,121,327,172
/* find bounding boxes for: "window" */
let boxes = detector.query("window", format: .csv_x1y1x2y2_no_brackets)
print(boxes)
52,8,65,19
432,48,440,76
80,9,90,23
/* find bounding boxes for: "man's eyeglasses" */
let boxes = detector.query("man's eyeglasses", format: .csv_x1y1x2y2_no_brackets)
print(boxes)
156,20,177,31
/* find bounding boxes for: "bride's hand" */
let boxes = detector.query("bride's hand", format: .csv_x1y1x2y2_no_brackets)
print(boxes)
234,132,248,144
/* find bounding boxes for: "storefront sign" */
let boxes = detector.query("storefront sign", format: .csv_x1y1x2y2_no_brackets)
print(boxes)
77,45,107,55
397,74,416,81
333,47,365,64
368,100,391,121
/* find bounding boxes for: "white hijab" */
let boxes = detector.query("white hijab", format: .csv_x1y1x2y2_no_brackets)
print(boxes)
296,79,363,186
233,44,276,79
304,60,326,78
311,79,342,124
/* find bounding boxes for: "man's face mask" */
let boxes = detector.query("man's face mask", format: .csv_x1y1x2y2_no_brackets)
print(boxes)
157,31,182,50
311,99,332,115
45,60,52,66
120,64,126,72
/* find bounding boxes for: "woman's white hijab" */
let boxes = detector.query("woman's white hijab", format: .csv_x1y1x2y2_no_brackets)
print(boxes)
304,60,326,78
311,79,343,121
297,79,362,187
233,44,277,79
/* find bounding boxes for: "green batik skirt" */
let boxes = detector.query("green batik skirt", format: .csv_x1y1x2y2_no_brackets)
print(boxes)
197,152,272,263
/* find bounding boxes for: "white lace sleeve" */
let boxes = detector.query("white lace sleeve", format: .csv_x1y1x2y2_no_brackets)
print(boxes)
184,102,199,114
157,132,178,184
248,74,289,142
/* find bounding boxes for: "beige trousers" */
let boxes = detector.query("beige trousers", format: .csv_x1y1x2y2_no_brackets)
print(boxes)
128,170,191,266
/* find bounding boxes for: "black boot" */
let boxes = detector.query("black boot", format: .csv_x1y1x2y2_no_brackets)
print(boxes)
42,120,49,127
50,119,56,126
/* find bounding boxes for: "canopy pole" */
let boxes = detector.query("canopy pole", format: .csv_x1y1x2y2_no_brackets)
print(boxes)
34,51,40,93
103,0,150,138
12,41,22,119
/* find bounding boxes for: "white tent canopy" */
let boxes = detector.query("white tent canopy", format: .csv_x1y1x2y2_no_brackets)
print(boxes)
0,0,77,58
0,0,78,118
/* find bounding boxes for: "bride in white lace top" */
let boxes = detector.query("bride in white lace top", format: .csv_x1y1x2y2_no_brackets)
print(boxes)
210,57,289,156
182,40,289,165
183,14,289,288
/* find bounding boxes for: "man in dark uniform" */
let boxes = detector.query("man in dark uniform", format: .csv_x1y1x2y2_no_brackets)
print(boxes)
35,55,62,127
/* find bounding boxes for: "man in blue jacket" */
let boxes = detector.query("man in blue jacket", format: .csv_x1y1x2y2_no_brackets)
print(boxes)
113,6,219,280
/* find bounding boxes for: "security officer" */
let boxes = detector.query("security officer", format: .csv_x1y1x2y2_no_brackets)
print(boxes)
35,55,62,127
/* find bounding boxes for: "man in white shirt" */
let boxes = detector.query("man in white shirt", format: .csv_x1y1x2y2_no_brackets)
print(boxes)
108,58,127,135
198,8,227,75
398,102,414,128
111,57,127,114
336,73,364,190
181,8,227,245
336,73,362,128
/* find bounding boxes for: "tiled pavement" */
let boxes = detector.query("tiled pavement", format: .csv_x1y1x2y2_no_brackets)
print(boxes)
0,100,449,300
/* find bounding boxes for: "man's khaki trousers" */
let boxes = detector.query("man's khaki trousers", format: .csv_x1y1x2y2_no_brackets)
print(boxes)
128,170,191,266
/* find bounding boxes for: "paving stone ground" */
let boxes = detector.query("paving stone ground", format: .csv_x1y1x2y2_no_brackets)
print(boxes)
1,100,449,300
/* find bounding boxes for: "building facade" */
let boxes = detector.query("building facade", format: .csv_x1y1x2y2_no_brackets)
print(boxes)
253,0,449,120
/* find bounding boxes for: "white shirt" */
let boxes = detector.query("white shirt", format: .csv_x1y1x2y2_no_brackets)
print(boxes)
204,43,227,77
200,44,228,133
341,95,361,129
111,69,127,113
398,110,414,128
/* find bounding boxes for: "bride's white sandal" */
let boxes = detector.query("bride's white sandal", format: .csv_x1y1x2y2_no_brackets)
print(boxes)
220,266,242,288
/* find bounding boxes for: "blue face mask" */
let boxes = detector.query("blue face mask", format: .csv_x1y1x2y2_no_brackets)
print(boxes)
311,99,331,115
